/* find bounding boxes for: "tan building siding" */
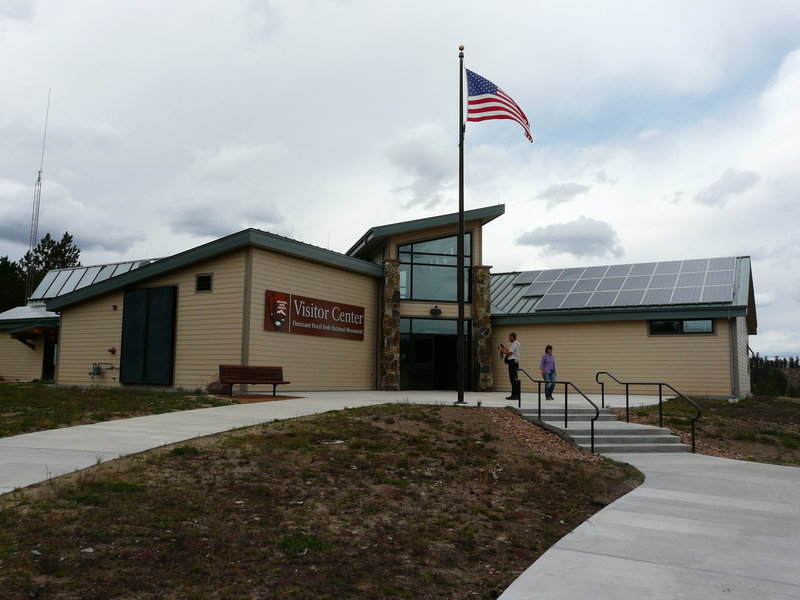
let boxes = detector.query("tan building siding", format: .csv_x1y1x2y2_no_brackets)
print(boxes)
492,319,733,397
143,251,247,389
57,291,125,386
56,251,247,388
736,316,751,397
0,334,45,381
247,249,379,390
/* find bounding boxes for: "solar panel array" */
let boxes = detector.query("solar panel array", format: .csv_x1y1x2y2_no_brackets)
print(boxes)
29,260,157,301
512,257,737,311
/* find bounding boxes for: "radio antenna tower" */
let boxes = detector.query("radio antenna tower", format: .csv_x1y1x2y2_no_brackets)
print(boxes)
25,89,51,301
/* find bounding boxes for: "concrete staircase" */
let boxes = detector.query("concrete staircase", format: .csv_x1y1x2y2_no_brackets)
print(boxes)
519,406,690,454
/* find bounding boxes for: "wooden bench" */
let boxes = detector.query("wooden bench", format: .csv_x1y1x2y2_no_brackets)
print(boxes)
218,365,290,396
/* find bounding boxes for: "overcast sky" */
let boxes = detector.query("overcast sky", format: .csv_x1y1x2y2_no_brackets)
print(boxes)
1,0,799,356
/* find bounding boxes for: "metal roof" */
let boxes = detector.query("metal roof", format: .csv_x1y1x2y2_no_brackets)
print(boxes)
347,204,505,259
491,256,756,332
47,228,384,311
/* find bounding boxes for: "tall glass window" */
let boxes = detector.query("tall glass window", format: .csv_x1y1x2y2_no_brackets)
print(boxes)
398,233,471,301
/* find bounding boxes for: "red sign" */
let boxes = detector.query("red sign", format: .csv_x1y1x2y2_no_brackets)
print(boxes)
265,291,365,341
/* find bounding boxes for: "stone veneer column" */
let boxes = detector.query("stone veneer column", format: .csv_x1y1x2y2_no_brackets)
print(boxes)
380,259,401,391
472,265,494,391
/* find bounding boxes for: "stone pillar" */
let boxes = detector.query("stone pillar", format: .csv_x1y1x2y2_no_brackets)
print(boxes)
472,265,493,391
380,259,401,391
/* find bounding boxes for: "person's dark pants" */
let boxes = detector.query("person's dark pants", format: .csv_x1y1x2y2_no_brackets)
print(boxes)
508,360,520,398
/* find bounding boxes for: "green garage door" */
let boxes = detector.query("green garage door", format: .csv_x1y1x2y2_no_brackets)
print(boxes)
120,286,177,385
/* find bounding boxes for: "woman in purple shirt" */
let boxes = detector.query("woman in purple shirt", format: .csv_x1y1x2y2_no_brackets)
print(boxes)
540,344,556,400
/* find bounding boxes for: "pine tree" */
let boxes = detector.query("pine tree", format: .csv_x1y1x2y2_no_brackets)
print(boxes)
0,256,26,313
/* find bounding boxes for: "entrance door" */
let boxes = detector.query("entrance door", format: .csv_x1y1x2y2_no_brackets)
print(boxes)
399,318,468,391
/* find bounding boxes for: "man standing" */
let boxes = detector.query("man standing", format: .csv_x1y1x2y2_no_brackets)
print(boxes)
499,332,521,400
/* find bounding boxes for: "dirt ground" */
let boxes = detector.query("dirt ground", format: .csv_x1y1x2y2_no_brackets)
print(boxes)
0,405,641,600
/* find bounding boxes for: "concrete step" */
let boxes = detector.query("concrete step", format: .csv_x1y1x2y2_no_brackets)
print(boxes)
520,411,690,454
592,443,690,453
521,410,619,422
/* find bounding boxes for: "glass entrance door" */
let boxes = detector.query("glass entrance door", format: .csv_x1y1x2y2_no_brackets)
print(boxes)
400,318,469,390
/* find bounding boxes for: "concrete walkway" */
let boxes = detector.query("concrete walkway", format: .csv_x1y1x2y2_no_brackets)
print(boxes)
3,391,799,599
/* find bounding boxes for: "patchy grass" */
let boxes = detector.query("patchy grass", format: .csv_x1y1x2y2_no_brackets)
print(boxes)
620,395,800,465
0,382,231,438
0,404,639,599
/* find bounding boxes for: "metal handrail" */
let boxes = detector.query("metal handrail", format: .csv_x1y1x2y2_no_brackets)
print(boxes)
595,371,702,453
518,369,600,454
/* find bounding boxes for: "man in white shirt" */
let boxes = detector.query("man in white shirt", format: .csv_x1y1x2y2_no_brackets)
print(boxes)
499,332,521,400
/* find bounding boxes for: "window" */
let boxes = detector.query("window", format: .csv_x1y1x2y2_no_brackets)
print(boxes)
195,273,213,293
649,319,714,335
398,233,471,301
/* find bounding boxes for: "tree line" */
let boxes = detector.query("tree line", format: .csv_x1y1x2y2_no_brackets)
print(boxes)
0,232,81,313
749,352,800,397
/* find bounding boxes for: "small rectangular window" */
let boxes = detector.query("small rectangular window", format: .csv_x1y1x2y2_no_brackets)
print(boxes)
649,319,714,335
195,273,213,293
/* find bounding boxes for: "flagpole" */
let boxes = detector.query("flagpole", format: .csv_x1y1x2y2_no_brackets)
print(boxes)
455,45,467,405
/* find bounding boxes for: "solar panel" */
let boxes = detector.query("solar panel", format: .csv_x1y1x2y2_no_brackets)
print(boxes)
596,277,625,291
558,267,586,280
512,271,540,285
671,287,702,303
705,270,734,285
677,272,706,287
75,266,102,289
560,292,592,308
537,269,563,282
649,273,678,288
549,280,577,294
524,281,553,296
583,265,609,278
654,260,682,274
536,294,567,310
642,288,673,305
29,271,59,300
572,278,601,293
622,275,651,290
517,256,739,312
585,290,618,307
606,264,632,277
59,268,88,295
614,289,645,306
701,285,733,303
629,262,657,276
708,257,736,271
681,258,709,272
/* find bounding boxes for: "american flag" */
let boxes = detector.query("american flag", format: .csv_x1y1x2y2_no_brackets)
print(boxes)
466,69,533,142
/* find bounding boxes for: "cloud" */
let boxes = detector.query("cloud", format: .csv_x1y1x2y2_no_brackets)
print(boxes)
386,122,454,210
535,182,590,207
0,0,33,20
694,168,760,206
516,216,624,259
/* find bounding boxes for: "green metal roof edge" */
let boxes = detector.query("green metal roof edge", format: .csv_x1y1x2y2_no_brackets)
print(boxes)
347,204,505,257
1,318,60,333
491,305,748,325
47,229,383,311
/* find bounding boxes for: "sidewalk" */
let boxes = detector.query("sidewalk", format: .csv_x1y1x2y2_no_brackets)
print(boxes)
0,390,642,495
498,452,800,599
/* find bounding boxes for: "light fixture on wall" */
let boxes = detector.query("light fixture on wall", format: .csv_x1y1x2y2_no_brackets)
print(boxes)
430,305,442,316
